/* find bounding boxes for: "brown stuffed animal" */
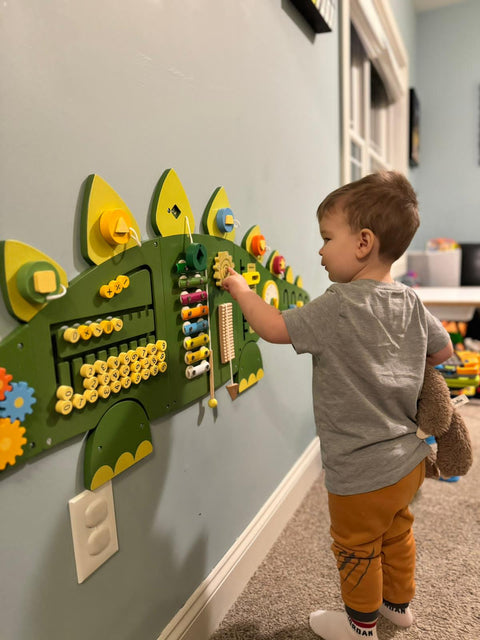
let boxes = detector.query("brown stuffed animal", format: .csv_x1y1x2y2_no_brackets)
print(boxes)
416,365,474,479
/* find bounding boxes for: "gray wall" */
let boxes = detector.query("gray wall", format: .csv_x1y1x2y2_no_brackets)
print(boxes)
0,2,338,639
412,0,480,248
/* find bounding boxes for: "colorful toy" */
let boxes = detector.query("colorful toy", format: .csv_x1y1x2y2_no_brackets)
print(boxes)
435,350,480,397
0,169,309,489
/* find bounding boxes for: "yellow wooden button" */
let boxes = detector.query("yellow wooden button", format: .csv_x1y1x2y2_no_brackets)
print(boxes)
110,381,122,394
94,360,107,374
83,377,99,390
159,362,167,373
56,385,74,400
150,365,159,376
136,346,147,359
141,368,150,381
127,349,138,362
55,400,73,415
130,372,142,385
156,340,167,352
96,373,110,386
129,361,141,373
100,319,114,334
89,322,104,337
97,385,111,399
106,356,119,369
84,389,98,403
120,376,132,389
99,284,115,299
80,364,95,378
118,352,130,365
111,317,123,332
72,394,86,410
118,364,130,377
146,343,157,355
63,327,80,343
116,275,130,289
109,368,120,382
78,325,93,340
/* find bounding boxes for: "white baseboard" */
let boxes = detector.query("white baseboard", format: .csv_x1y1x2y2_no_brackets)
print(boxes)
158,438,322,640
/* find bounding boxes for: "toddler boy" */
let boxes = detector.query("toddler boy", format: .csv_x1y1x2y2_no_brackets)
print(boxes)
222,171,453,640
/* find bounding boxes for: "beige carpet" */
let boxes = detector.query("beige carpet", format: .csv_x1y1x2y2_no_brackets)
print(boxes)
211,402,480,640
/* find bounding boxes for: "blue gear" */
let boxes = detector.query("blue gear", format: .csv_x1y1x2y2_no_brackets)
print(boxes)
0,381,36,422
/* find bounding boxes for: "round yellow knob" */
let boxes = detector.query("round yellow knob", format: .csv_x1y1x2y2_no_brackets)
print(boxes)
63,327,80,343
94,360,107,374
97,385,111,399
100,319,114,334
83,389,98,403
96,373,110,386
56,385,74,400
80,364,95,378
208,398,218,409
120,376,131,389
99,284,115,299
72,394,86,410
88,322,104,337
110,380,122,394
118,352,130,365
78,325,93,340
106,356,119,369
111,317,123,332
116,275,130,289
83,377,99,390
55,400,73,415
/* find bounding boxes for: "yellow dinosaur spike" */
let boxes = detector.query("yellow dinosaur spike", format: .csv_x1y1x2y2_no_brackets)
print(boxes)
81,174,142,265
150,169,195,237
0,240,68,322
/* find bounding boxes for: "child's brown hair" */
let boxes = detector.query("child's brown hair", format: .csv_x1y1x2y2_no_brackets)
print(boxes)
317,171,419,262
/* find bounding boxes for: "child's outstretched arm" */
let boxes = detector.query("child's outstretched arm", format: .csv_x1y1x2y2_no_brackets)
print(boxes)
222,268,291,344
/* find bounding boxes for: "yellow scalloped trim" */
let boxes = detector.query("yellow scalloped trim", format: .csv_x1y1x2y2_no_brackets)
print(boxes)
238,368,264,394
89,439,153,490
90,465,114,491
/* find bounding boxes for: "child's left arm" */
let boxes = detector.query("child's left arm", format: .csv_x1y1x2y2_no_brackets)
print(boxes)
222,268,291,344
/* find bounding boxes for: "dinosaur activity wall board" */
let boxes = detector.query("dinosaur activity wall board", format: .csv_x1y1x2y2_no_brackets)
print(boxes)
0,170,310,492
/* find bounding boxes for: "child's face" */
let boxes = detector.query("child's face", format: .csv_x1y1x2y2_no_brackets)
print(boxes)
319,209,362,283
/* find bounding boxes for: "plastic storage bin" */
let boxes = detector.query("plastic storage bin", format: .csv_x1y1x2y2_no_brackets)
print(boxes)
407,249,462,287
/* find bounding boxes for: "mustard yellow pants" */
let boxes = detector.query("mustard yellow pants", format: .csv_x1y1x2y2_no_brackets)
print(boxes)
328,461,425,615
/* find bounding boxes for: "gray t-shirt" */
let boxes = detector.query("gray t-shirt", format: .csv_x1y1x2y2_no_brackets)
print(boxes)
282,279,451,495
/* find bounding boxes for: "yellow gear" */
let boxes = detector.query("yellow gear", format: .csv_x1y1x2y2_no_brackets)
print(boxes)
0,418,27,471
213,251,235,288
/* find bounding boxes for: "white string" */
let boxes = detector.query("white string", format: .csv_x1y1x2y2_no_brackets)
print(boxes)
129,227,142,247
185,216,194,244
46,284,67,301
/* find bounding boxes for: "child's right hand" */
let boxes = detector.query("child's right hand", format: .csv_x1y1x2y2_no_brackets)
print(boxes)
222,268,251,301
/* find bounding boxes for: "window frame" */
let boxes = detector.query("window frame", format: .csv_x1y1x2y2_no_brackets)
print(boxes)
340,0,409,183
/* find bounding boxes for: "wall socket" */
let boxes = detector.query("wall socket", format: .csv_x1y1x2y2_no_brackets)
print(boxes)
68,480,119,583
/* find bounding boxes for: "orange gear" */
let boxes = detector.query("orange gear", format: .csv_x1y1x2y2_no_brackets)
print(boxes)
0,418,27,470
0,368,13,401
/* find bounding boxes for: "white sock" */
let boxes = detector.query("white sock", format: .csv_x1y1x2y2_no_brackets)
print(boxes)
379,600,414,627
309,609,378,639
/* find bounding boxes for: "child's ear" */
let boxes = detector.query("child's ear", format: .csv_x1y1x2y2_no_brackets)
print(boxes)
356,228,375,258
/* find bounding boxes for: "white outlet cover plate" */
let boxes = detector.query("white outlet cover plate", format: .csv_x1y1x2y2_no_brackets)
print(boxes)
68,480,119,583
